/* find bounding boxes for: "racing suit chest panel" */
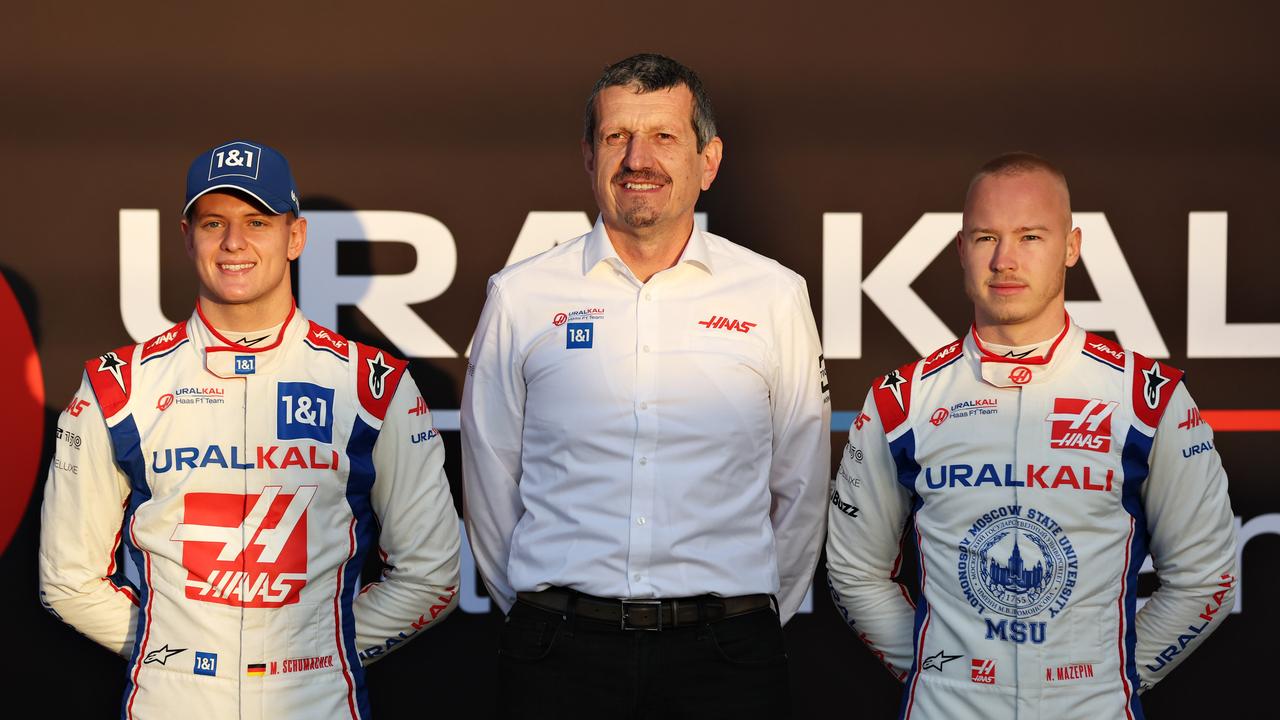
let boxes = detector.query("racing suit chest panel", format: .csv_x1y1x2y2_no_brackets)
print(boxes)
122,326,369,716
902,336,1137,709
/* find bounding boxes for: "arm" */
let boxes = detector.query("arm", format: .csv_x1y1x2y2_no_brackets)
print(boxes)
356,373,462,665
1134,382,1236,691
460,279,526,613
825,389,915,681
768,278,832,623
37,374,139,657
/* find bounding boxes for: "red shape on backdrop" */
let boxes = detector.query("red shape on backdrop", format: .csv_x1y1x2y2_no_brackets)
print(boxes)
0,274,43,554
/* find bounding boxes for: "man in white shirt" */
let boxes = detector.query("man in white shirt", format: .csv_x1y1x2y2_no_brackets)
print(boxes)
461,53,830,717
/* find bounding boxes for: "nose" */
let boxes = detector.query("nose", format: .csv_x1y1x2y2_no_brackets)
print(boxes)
989,237,1017,273
220,223,247,252
623,135,655,171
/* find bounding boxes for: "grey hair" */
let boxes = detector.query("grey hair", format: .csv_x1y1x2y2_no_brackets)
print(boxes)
583,53,717,153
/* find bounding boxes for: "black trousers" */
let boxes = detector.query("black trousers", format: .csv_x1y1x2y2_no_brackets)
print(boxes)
496,598,791,719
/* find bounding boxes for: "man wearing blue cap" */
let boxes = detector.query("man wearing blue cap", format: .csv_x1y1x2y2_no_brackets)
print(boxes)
39,140,461,719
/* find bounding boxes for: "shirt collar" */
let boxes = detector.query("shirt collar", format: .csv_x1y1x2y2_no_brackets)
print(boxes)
583,216,715,277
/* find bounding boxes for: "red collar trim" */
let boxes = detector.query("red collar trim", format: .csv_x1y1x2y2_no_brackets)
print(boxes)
196,300,296,354
972,314,1070,367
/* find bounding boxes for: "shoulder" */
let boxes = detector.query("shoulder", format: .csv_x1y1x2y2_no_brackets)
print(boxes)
353,339,410,422
83,332,149,418
488,234,588,290
867,337,965,434
703,232,808,292
300,319,353,362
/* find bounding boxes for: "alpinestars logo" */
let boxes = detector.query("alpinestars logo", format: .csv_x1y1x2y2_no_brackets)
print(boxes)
366,352,392,400
1142,363,1169,409
879,369,907,412
98,352,128,393
171,486,315,607
1046,398,1117,453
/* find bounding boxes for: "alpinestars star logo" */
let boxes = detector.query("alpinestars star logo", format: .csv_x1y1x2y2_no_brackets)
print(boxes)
366,352,392,400
923,650,961,672
1142,364,1169,409
879,370,907,412
98,352,128,393
144,644,187,665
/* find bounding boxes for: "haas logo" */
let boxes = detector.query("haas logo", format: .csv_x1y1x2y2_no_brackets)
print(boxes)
1046,398,1117,453
171,487,315,607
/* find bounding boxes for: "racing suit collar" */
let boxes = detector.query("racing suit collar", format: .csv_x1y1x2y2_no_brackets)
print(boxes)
192,301,305,378
968,314,1083,388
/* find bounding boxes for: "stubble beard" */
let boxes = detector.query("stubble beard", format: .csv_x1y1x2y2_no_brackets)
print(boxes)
622,201,660,229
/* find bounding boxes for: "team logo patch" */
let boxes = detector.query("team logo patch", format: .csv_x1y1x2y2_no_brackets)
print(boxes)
171,487,315,607
566,322,593,349
696,315,757,333
276,382,334,443
930,408,949,426
1045,398,1116,453
1008,366,1032,385
553,307,605,326
971,658,996,684
957,505,1078,637
1141,363,1169,409
1178,408,1205,430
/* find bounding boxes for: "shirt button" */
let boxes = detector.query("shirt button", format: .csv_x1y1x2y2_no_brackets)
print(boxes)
642,345,650,353
645,293,652,300
640,401,648,410
633,573,642,582
636,516,647,526
639,457,648,465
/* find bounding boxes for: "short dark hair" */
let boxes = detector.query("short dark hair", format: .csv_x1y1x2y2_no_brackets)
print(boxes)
969,151,1070,199
583,53,717,153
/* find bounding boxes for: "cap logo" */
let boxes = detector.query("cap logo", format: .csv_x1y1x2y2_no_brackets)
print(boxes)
208,141,262,181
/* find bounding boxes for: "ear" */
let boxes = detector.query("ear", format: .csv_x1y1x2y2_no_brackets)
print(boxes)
287,216,308,261
581,137,595,175
1065,226,1082,268
700,136,723,191
182,218,195,260
955,231,966,267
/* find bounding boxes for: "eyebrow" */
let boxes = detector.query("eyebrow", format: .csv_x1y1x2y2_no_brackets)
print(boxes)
967,226,1050,235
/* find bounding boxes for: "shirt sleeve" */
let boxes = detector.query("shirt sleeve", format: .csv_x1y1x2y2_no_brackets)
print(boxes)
825,388,915,681
767,277,832,623
37,373,139,657
460,278,527,614
1134,381,1236,691
356,372,462,665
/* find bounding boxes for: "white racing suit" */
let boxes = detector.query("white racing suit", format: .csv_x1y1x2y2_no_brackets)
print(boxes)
826,320,1236,719
39,306,461,719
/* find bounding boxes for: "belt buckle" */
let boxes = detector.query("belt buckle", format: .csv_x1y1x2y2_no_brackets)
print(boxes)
620,600,662,631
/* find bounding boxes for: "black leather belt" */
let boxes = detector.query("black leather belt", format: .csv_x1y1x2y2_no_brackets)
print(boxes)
516,588,774,631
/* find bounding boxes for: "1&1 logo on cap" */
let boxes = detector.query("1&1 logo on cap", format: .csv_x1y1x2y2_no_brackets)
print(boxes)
208,141,262,181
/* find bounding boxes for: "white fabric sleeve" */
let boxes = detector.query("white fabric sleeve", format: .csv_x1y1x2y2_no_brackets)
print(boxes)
1134,382,1236,691
768,278,831,623
357,372,461,665
825,388,915,681
37,373,138,657
460,278,527,614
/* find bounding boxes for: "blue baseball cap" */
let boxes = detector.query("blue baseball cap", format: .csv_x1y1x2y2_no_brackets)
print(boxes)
183,140,301,216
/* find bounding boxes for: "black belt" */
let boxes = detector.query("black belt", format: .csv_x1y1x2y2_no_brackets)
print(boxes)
516,588,773,631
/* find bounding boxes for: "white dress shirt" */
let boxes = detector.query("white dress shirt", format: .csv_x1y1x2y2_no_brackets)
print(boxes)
461,218,830,623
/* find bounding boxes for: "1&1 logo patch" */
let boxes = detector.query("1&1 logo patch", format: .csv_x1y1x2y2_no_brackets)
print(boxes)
566,322,594,349
277,382,335,443
194,651,218,677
